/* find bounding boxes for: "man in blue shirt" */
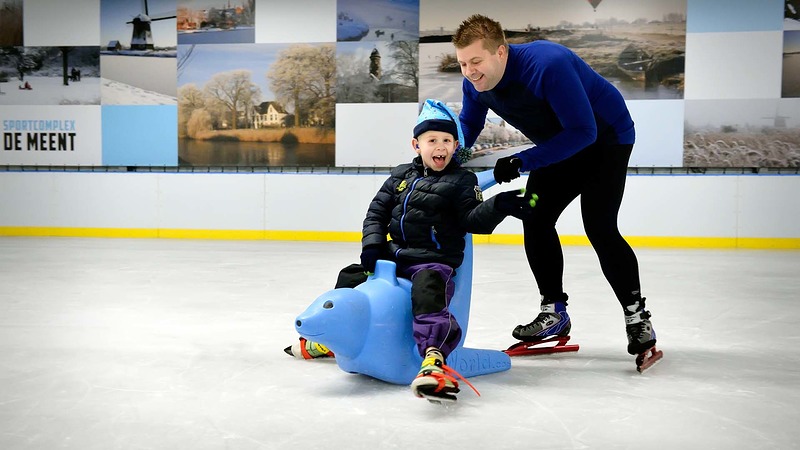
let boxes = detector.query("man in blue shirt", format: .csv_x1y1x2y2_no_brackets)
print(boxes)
453,14,659,369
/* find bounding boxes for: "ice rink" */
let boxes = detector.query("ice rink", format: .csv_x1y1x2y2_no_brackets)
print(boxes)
1,237,798,449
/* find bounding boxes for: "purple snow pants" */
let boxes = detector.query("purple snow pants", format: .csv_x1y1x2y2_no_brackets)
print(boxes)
335,262,462,358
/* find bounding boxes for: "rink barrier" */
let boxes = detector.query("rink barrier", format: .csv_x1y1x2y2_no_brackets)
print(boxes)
0,226,798,249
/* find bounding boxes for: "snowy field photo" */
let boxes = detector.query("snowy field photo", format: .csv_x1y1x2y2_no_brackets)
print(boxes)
100,54,177,104
0,76,100,106
101,78,177,105
418,41,463,103
337,0,418,42
684,98,800,168
0,47,100,105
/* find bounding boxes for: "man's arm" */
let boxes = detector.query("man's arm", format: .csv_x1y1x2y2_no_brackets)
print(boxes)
459,79,489,149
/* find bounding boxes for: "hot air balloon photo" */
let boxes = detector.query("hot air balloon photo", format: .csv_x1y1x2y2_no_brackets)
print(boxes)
420,0,686,100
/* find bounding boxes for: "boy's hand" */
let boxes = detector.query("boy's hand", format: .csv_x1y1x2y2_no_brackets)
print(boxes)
493,156,522,183
493,188,538,220
360,245,382,273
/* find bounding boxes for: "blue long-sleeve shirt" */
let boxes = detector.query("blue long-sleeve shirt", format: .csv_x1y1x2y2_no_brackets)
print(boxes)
459,40,635,172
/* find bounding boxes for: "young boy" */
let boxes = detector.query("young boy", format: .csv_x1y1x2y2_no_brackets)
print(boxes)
286,99,537,402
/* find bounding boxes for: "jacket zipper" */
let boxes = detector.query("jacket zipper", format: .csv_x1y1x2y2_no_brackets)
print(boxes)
430,226,441,249
399,177,421,243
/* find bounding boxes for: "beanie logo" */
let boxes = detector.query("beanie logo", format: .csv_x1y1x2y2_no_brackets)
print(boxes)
397,180,408,193
474,185,483,201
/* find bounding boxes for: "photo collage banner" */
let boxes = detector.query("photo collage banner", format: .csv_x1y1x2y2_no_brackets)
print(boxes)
0,0,798,168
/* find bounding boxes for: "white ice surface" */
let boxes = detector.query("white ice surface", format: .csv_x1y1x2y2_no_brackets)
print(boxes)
0,237,798,449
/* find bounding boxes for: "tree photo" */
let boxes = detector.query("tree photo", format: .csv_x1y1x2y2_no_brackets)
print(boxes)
336,40,418,103
177,43,335,167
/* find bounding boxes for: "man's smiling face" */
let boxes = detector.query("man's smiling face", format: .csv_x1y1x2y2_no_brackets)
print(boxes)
456,39,508,92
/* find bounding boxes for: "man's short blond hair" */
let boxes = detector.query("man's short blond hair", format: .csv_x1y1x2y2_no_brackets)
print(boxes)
452,14,507,54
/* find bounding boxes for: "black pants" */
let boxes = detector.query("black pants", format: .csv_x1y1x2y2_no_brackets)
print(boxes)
524,142,641,309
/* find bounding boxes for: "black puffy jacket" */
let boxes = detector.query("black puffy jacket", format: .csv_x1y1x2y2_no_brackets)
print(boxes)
362,156,506,269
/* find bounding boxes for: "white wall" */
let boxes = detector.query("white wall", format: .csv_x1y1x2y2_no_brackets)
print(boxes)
1,172,798,245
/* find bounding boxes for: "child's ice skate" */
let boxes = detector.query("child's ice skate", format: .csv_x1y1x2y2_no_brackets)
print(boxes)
284,337,334,360
505,302,579,356
411,347,479,404
625,301,663,373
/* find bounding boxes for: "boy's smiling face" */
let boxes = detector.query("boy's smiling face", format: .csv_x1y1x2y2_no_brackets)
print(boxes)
412,130,457,172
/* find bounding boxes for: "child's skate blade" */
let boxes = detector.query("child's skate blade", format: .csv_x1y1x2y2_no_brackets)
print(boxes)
419,391,458,404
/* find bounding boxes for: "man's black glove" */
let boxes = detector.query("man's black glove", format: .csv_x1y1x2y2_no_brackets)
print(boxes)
493,156,522,183
494,188,539,220
359,244,383,273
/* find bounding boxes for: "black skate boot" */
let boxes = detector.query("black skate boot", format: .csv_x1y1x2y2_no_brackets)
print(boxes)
625,300,663,372
624,301,656,355
512,301,571,342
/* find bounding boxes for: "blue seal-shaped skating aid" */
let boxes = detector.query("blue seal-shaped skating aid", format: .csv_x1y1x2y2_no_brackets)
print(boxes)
293,169,510,385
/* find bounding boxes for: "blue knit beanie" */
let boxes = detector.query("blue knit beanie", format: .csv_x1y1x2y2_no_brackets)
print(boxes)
413,99,471,164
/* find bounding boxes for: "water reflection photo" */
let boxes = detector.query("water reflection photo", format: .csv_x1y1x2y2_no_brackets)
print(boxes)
177,0,255,45
177,43,335,167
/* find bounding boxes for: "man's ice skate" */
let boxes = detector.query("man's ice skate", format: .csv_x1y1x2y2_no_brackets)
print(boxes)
411,347,479,404
625,301,663,373
505,302,579,357
283,337,334,360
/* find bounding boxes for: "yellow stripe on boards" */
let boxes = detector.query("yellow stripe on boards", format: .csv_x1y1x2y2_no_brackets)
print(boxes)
0,227,158,238
0,227,798,249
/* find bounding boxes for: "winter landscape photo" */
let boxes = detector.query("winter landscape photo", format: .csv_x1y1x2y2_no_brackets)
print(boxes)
336,40,418,103
337,0,418,42
177,43,335,167
418,41,462,103
0,47,100,105
431,101,532,169
100,0,177,105
177,0,255,45
0,0,23,47
420,0,686,101
684,98,800,168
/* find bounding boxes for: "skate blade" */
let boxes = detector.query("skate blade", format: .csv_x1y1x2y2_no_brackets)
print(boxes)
419,392,457,404
636,347,664,373
284,342,335,360
504,335,580,357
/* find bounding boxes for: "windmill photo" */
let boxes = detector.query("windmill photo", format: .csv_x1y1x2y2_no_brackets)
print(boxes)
128,0,176,50
762,111,790,128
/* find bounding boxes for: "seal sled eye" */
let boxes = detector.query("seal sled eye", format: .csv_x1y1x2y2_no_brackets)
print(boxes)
323,300,334,309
